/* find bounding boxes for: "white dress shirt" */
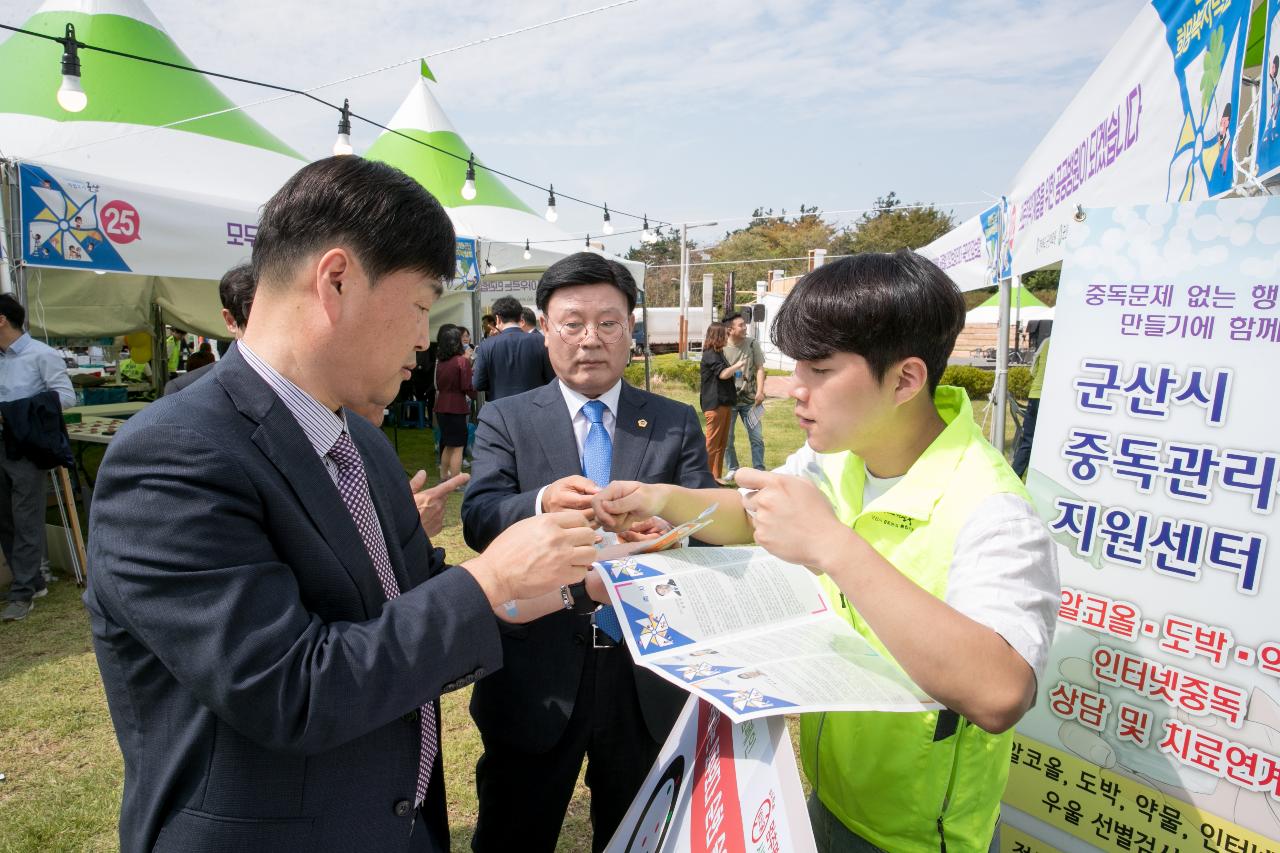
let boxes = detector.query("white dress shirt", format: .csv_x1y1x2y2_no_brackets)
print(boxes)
534,379,622,515
765,442,1059,684
0,333,77,409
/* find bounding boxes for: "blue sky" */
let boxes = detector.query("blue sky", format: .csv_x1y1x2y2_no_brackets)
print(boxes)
17,0,1147,253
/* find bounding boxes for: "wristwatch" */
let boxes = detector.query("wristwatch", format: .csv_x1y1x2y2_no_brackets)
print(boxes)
565,581,600,615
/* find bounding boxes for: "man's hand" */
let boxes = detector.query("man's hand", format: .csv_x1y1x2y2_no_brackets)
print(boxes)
541,475,600,519
617,516,673,543
410,470,468,538
734,469,844,570
753,389,766,405
463,511,600,605
592,481,669,533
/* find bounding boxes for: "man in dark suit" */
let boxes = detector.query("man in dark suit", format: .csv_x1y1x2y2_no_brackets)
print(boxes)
471,295,554,400
164,262,255,396
462,253,717,852
84,157,598,853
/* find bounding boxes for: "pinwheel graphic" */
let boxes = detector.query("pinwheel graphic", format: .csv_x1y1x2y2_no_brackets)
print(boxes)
28,182,104,264
726,688,773,712
677,662,717,682
609,558,645,580
637,612,674,649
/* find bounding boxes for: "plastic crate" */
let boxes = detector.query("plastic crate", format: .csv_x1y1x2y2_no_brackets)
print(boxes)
82,386,128,405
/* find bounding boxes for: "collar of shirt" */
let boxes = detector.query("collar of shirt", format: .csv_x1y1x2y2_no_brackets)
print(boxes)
557,378,621,456
0,333,32,356
238,341,347,458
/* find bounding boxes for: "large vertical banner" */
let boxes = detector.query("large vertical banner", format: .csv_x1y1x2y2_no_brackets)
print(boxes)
1008,0,1251,276
1006,197,1280,853
1256,1,1280,179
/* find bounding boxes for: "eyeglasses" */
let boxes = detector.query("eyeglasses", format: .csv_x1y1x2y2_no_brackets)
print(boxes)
553,320,627,345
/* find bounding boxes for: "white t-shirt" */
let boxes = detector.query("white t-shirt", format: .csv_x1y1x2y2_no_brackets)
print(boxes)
755,443,1059,684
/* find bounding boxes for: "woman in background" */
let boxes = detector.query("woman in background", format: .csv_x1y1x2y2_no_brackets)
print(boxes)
699,321,744,481
433,326,476,484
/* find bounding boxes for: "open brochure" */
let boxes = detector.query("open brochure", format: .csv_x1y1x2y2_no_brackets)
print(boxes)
595,546,940,722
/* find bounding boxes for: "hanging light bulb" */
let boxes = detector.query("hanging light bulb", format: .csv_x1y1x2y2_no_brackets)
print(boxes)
602,204,614,235
640,215,654,244
57,24,87,113
545,184,558,222
523,239,532,261
485,258,495,274
332,99,353,155
460,153,477,200
585,233,591,249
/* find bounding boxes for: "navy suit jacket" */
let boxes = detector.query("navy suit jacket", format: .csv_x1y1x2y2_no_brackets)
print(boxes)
471,326,554,400
461,379,716,752
84,348,502,853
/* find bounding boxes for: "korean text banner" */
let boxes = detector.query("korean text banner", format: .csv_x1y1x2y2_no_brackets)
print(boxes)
19,162,259,280
1005,197,1280,853
1008,0,1249,276
605,697,815,853
452,237,479,291
916,204,1001,292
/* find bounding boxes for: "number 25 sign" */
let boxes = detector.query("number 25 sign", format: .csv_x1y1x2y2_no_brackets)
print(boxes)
101,200,141,245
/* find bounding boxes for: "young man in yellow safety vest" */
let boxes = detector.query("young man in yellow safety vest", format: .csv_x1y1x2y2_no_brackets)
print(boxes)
593,251,1059,853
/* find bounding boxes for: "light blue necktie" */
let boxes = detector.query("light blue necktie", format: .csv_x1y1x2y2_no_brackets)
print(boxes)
581,400,622,641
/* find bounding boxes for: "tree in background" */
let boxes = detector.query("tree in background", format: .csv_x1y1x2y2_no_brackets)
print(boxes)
629,194,958,310
830,192,955,255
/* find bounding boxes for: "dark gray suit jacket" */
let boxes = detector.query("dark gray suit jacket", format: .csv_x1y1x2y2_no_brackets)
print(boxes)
471,326,554,400
84,348,502,853
461,379,716,753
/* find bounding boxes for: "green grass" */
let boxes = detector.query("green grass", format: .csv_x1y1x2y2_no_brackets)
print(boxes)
0,379,1016,851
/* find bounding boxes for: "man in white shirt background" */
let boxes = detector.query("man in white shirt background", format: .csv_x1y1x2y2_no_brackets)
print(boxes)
0,293,76,622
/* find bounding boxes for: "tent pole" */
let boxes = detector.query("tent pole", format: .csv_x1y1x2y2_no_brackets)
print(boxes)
642,283,652,392
0,161,19,296
153,304,167,395
992,274,1013,452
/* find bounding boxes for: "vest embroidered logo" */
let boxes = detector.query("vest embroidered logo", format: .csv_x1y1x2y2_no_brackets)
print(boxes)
870,512,915,532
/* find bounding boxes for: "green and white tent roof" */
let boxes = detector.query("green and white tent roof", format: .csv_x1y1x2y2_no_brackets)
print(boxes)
365,65,591,265
965,287,1054,323
0,0,304,204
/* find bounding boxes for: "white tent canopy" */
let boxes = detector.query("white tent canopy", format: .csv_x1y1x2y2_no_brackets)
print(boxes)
0,0,307,338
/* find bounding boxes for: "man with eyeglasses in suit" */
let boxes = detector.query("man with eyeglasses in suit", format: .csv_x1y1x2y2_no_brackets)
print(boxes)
461,252,717,852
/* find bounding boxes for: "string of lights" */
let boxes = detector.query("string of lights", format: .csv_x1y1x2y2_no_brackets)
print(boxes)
0,13,670,238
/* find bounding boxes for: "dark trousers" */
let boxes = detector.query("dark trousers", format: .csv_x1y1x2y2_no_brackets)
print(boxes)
0,454,48,602
471,648,662,853
1011,397,1040,479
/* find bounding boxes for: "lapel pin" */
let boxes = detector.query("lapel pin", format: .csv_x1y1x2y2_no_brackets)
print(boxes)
637,419,648,428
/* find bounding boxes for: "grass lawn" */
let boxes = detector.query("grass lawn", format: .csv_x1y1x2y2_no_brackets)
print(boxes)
0,374,1018,852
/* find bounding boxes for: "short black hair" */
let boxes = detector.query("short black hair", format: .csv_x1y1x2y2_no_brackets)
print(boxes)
773,250,965,393
253,156,455,292
491,296,523,323
436,326,463,362
723,311,745,325
520,307,537,327
536,252,637,314
0,294,25,329
218,263,257,329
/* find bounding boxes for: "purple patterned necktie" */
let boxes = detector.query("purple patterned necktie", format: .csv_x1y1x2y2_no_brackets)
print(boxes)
327,430,437,808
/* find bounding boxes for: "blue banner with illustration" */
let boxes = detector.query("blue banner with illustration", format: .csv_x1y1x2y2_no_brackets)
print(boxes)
1257,1,1280,179
21,164,131,273
451,237,479,291
1008,0,1253,276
